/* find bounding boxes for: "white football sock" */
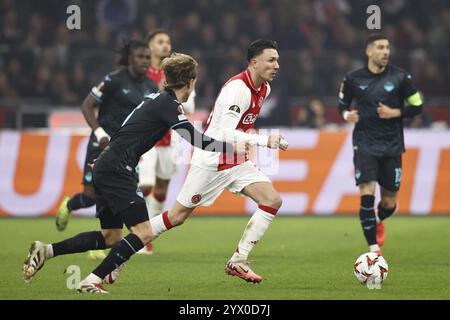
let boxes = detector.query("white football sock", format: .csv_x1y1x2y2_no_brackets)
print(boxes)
149,211,171,241
85,273,103,284
370,244,381,252
232,207,276,261
46,244,54,259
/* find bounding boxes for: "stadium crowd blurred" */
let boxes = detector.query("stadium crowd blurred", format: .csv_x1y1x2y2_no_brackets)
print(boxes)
0,0,449,127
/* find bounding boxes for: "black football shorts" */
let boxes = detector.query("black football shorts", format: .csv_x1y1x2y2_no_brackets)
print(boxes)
353,148,402,192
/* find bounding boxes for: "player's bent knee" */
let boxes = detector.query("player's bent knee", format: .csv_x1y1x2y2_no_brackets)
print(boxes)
381,198,397,210
261,194,283,209
102,230,123,247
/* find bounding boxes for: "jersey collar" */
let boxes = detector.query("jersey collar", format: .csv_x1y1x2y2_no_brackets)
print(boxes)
366,64,389,76
244,69,262,93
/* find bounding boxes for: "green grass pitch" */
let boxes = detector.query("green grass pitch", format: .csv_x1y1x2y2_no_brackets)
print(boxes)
1,216,449,300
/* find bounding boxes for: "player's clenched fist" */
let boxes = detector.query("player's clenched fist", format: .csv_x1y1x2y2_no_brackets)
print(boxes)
343,110,359,123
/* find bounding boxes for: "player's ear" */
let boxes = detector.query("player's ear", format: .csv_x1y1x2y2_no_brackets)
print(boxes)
248,57,257,69
365,44,372,58
188,78,196,90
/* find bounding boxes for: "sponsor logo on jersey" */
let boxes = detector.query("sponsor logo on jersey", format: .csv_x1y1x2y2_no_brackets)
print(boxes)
122,89,130,95
384,82,395,92
242,113,257,125
359,85,368,90
191,194,202,204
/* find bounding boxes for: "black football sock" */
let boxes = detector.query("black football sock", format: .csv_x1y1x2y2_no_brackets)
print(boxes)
92,233,144,279
359,195,377,245
52,231,106,257
67,193,95,211
377,202,396,221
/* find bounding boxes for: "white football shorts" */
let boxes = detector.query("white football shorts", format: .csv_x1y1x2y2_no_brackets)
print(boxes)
177,160,271,208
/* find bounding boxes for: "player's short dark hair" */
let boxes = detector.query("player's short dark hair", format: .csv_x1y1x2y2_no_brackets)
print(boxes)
162,53,198,90
146,28,170,43
247,39,278,62
117,40,148,66
365,33,389,48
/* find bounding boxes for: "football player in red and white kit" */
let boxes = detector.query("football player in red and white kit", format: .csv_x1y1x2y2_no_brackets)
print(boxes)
145,39,287,283
138,29,196,254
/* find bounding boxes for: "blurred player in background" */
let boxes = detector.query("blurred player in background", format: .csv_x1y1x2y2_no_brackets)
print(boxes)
136,39,286,284
137,29,196,255
23,53,244,293
338,34,423,255
54,40,158,258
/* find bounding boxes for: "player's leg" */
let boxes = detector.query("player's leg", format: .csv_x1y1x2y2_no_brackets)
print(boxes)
139,177,170,254
225,162,280,283
150,177,170,216
105,200,195,282
137,148,157,254
56,134,99,231
358,182,381,253
376,155,402,247
378,188,398,220
22,223,120,285
147,201,195,242
147,146,177,218
79,202,150,293
139,147,157,207
354,149,381,254
374,187,397,247
23,186,122,283
146,165,227,241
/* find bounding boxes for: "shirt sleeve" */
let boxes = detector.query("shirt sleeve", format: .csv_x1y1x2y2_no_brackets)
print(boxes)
173,121,233,153
219,81,269,146
89,73,119,104
337,75,354,115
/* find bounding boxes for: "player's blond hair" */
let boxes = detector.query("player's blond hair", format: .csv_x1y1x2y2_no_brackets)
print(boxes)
162,53,198,90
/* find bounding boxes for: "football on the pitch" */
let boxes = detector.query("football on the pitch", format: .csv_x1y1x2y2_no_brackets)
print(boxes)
353,252,388,289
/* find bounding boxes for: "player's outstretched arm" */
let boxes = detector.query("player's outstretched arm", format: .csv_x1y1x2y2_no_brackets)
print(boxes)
172,120,246,153
219,113,287,150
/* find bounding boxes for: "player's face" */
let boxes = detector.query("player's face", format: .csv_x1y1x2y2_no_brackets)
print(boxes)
367,39,390,67
254,48,280,82
130,47,151,75
149,33,172,59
